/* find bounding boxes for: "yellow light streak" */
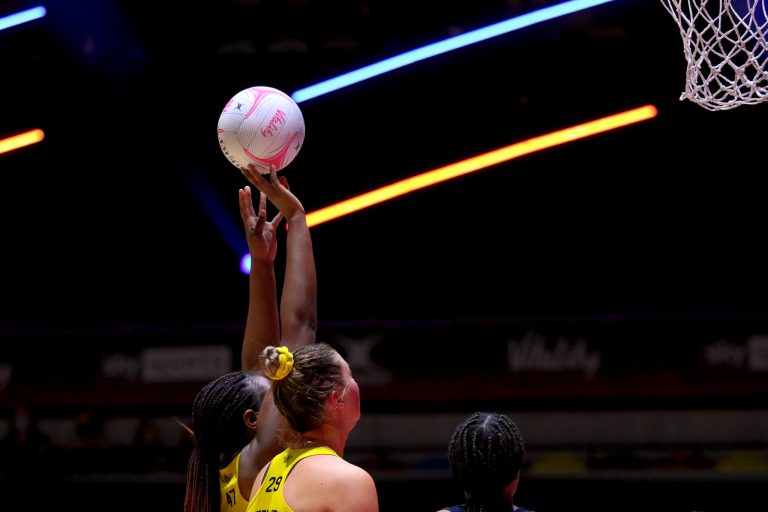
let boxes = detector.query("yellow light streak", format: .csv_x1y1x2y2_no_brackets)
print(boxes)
0,129,45,155
306,105,657,227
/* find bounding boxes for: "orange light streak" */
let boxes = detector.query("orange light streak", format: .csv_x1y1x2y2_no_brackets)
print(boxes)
306,105,657,227
0,129,45,155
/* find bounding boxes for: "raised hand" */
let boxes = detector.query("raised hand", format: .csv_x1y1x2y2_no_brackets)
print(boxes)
240,164,305,222
239,179,283,266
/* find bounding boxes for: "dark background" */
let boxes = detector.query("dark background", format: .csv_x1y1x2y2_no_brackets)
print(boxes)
3,0,767,329
2,1,768,511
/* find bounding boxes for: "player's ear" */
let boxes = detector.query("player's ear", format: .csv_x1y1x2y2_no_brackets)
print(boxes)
243,409,259,429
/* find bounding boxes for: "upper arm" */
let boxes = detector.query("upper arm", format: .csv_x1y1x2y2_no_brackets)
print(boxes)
334,466,379,512
250,392,286,470
241,260,280,371
279,216,317,350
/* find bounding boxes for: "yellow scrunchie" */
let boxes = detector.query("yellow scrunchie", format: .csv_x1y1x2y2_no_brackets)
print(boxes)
271,346,294,381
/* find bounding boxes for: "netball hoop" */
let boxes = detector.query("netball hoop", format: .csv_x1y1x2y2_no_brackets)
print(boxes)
660,0,768,111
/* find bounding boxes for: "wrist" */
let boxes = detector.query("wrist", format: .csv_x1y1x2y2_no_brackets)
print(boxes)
286,211,307,225
249,258,274,269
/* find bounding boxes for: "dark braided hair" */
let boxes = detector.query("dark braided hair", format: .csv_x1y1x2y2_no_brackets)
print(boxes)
183,371,267,512
448,412,525,512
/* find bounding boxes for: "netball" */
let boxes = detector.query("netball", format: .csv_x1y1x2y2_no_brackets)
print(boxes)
217,86,305,173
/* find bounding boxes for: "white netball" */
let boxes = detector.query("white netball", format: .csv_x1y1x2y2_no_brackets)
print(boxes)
217,86,305,173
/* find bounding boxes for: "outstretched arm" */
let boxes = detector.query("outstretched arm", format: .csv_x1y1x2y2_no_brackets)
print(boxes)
239,164,317,472
241,165,317,350
238,183,284,371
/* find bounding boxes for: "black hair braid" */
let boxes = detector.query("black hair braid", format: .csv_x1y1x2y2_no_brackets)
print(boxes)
449,412,525,512
184,446,216,512
184,372,263,512
192,372,262,459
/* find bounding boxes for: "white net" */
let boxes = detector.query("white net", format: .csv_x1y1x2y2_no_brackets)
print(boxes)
660,0,768,110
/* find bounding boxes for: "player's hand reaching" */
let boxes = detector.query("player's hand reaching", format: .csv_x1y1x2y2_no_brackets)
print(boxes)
240,164,305,223
239,175,283,266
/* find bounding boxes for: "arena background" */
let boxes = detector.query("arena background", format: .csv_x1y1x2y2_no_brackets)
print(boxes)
2,1,768,510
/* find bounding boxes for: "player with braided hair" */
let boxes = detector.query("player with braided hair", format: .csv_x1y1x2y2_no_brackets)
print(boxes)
438,412,534,512
183,164,317,512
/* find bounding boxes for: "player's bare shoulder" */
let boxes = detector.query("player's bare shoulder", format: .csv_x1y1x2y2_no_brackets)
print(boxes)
290,455,378,511
324,459,378,512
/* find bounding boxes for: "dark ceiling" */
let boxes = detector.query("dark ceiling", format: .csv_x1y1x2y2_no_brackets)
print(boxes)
3,0,768,329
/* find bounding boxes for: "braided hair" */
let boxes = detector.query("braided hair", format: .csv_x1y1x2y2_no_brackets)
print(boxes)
183,371,267,512
448,412,525,512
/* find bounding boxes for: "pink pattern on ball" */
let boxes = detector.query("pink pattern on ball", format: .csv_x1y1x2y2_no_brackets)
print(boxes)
243,130,302,171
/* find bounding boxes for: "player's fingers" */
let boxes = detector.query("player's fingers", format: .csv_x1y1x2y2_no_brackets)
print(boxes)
239,186,254,220
269,165,279,185
259,190,267,214
242,164,267,189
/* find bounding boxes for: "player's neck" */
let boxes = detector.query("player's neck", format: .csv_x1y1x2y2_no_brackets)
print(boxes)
298,427,345,456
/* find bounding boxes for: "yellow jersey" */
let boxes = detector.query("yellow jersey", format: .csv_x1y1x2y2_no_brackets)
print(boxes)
220,451,248,512
246,446,339,512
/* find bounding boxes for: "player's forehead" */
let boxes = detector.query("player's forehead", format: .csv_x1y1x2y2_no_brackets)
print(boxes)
335,353,352,377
